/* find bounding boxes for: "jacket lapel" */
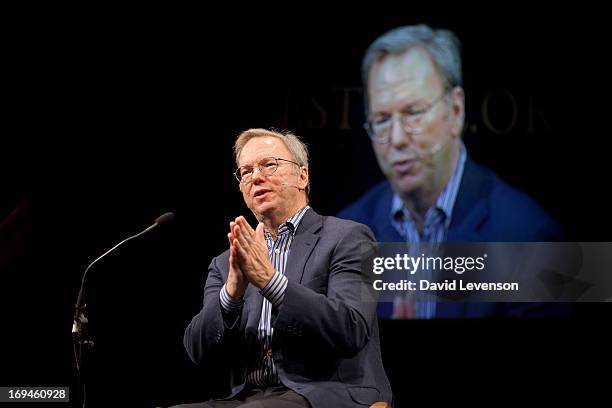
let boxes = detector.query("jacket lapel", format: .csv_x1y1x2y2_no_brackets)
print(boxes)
283,208,322,284
447,156,489,242
375,183,405,242
244,283,264,334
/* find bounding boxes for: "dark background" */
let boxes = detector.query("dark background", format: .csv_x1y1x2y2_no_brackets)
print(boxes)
2,7,609,407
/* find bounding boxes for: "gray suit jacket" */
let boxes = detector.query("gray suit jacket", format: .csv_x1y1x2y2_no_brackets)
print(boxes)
184,208,393,407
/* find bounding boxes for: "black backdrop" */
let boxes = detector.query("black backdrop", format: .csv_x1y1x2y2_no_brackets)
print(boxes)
2,7,610,407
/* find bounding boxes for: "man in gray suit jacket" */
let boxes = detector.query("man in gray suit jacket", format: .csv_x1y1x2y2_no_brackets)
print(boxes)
175,128,392,408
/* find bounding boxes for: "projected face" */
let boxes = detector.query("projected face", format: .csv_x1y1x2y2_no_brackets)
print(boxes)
367,47,464,200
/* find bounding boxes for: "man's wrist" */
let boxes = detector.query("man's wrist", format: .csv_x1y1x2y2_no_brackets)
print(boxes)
220,283,244,313
259,271,288,308
226,276,248,298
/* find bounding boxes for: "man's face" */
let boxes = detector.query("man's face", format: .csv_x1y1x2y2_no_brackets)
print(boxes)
237,136,307,221
367,47,464,197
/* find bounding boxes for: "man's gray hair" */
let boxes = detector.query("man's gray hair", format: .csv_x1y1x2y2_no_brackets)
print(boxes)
362,24,463,115
234,128,310,196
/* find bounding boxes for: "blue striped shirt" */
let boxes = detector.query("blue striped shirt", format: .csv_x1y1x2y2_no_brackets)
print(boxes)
219,206,310,387
390,144,466,319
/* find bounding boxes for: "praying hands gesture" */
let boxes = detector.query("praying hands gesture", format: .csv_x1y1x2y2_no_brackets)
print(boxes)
225,216,275,299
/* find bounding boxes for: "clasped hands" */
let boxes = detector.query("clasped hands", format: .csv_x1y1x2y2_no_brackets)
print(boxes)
225,216,275,299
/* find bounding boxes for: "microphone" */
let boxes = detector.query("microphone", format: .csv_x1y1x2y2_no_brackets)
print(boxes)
416,137,451,161
406,135,459,165
154,211,175,226
72,211,175,326
280,181,295,189
422,140,444,157
280,181,306,193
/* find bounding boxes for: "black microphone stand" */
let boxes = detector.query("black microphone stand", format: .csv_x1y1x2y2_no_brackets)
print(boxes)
71,222,159,408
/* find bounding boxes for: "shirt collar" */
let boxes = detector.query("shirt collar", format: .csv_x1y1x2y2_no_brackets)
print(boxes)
391,143,466,229
264,205,310,239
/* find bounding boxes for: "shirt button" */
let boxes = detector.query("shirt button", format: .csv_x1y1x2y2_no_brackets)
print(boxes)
274,249,280,254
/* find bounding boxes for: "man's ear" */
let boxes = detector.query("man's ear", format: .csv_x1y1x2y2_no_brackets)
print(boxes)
298,167,309,191
450,86,465,138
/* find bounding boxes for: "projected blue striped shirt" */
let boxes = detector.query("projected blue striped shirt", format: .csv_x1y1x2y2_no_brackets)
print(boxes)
390,145,466,319
219,206,310,387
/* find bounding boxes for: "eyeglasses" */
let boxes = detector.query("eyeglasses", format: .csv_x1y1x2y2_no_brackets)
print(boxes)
234,157,301,184
364,89,450,144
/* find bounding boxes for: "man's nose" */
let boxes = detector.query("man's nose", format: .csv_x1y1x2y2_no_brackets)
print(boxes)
251,166,266,183
390,114,412,148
